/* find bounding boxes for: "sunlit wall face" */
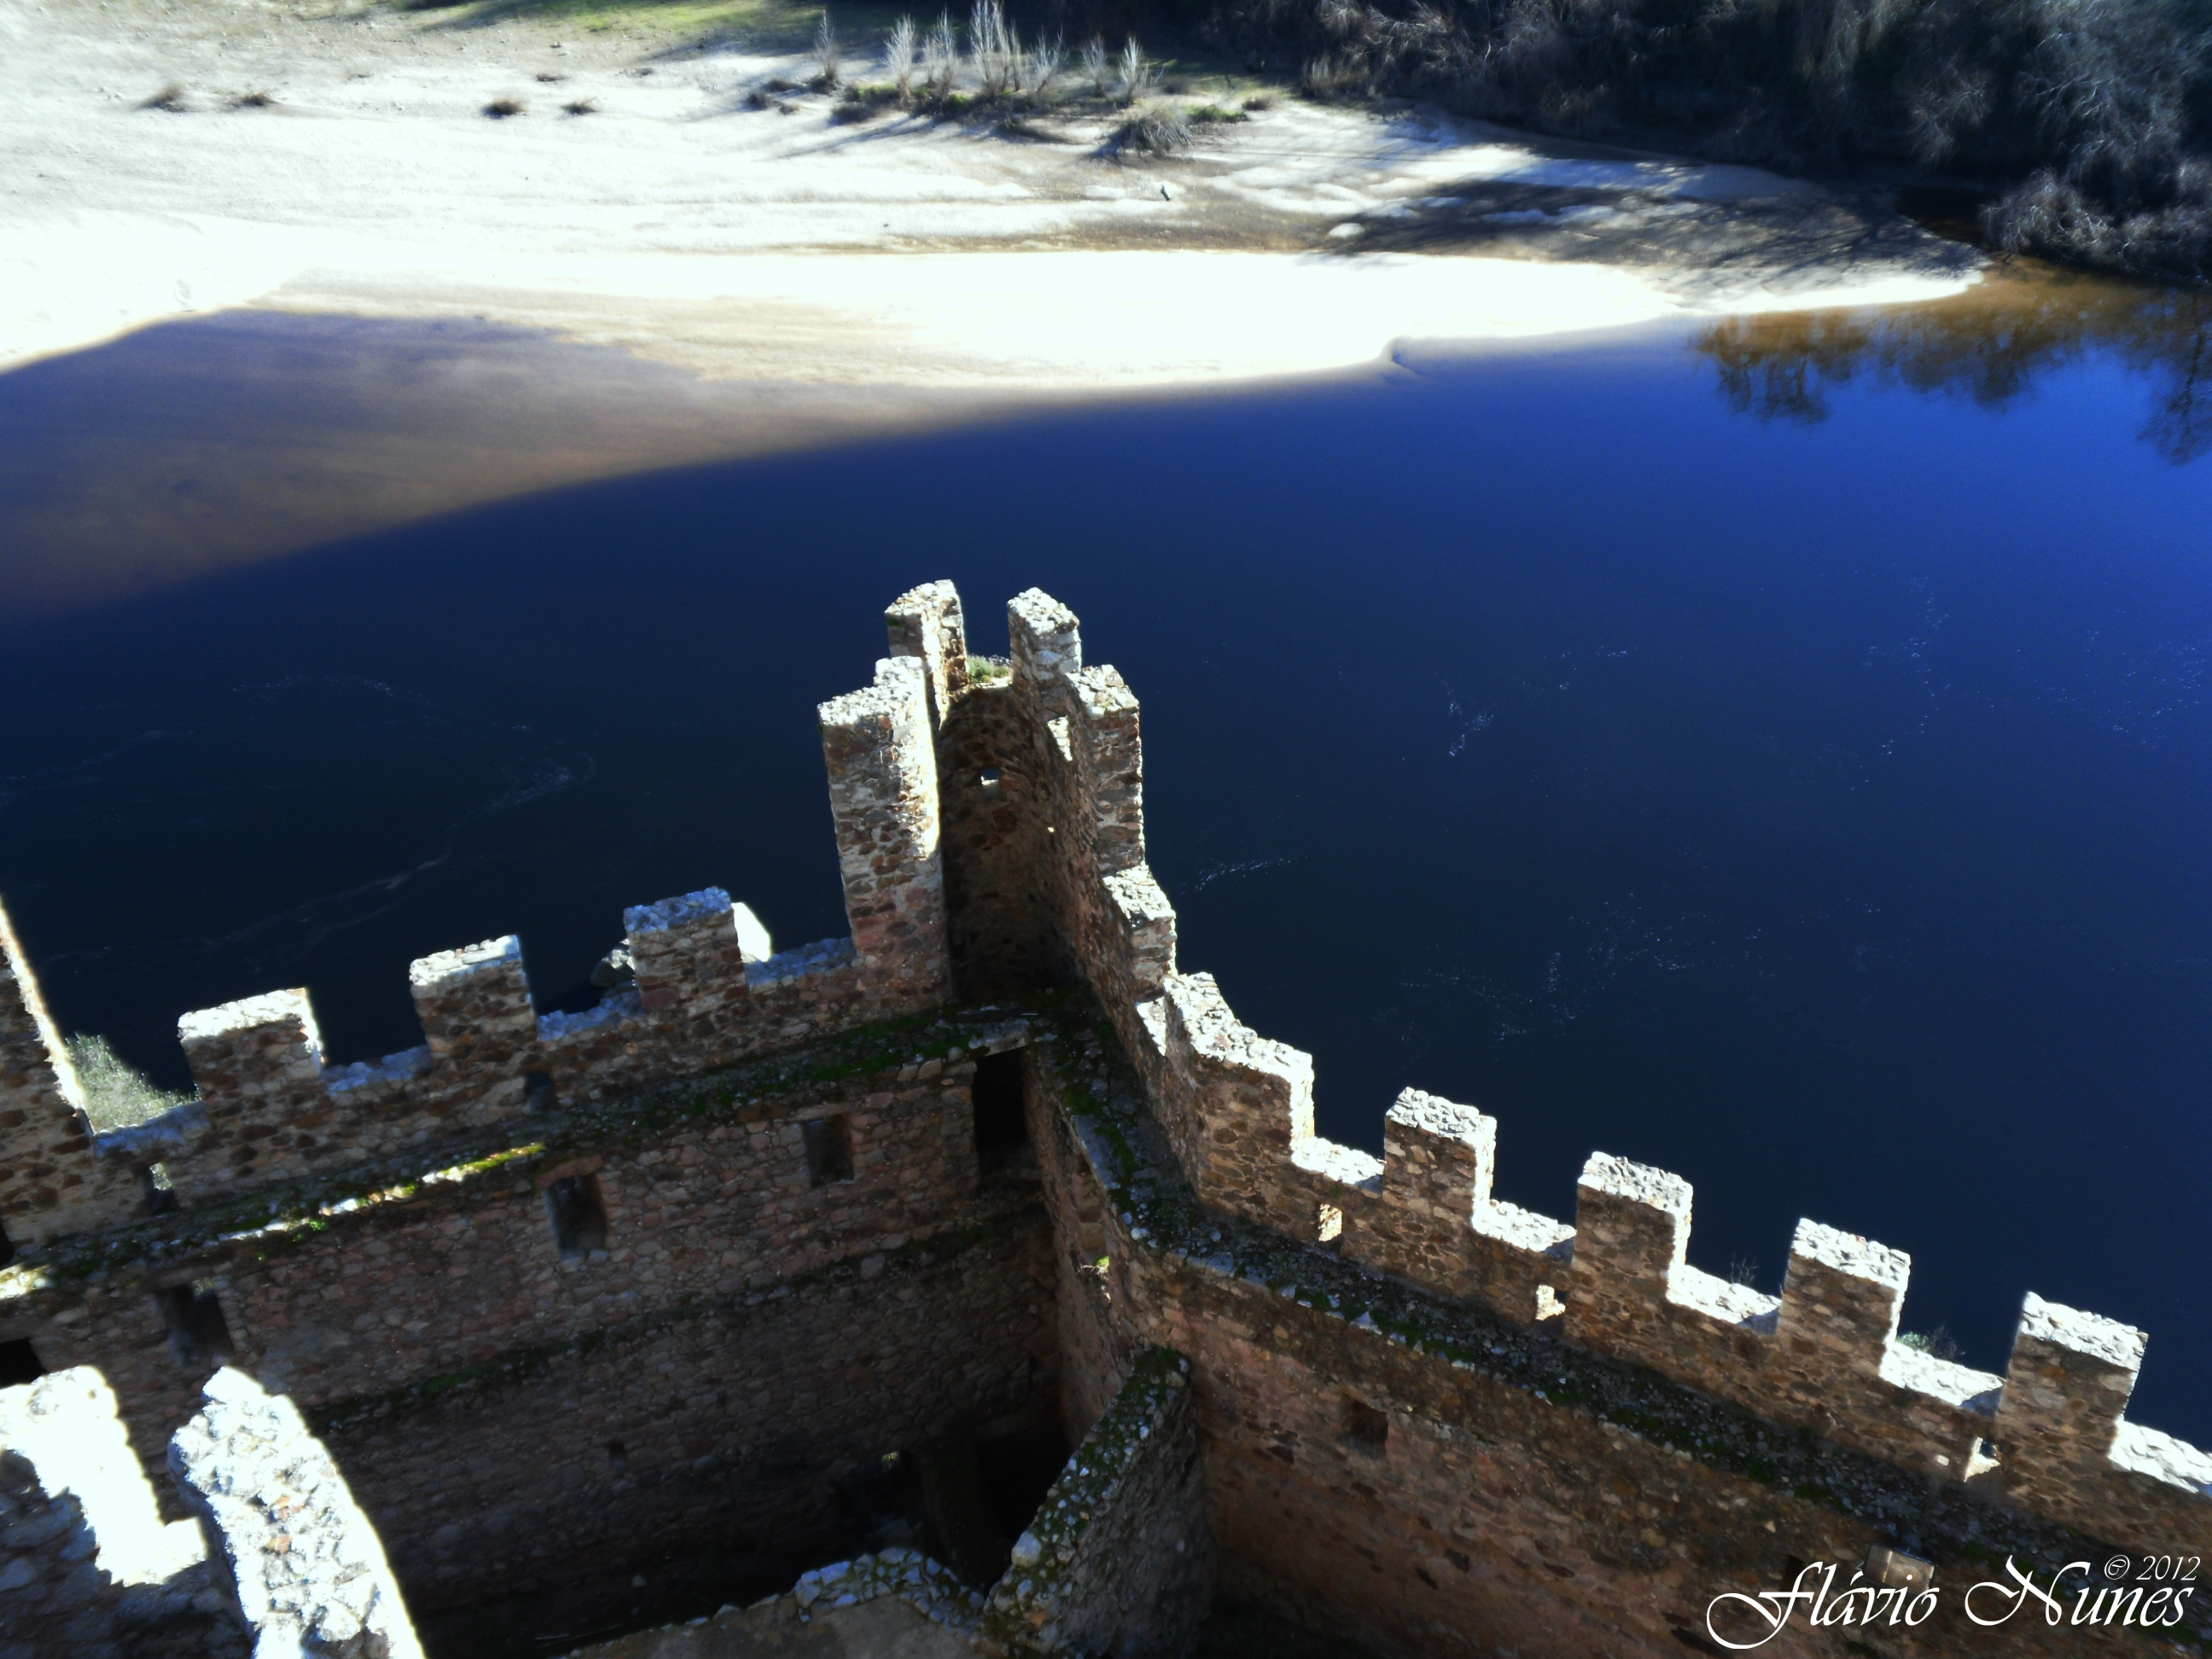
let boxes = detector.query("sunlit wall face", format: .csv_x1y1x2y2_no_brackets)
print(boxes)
2,274,2207,1447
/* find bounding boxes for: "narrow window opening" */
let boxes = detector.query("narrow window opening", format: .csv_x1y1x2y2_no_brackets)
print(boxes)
973,1049,1030,1174
1964,1437,2003,1479
606,1441,628,1473
1340,1393,1388,1456
0,1216,13,1269
803,1115,855,1186
524,1070,559,1115
0,1338,44,1386
978,769,1002,794
142,1163,180,1216
546,1173,608,1260
1316,1203,1344,1245
155,1281,236,1371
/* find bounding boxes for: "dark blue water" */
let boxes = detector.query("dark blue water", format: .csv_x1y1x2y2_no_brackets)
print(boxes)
3,286,2208,1441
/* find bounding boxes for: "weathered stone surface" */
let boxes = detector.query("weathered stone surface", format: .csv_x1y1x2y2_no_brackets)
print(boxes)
983,1348,1212,1659
0,903,143,1243
171,1367,421,1658
2,579,2203,1659
0,1366,240,1658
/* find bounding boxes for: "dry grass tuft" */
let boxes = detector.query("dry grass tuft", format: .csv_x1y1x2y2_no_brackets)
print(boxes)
141,83,189,112
1118,36,1151,103
67,1035,194,1132
231,90,277,109
812,9,843,90
1299,55,1363,101
1080,36,1110,96
484,96,525,118
563,97,598,115
1109,102,1190,154
536,72,566,84
884,15,918,102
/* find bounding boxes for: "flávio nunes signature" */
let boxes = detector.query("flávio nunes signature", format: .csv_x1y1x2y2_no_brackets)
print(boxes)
1706,1555,2199,1650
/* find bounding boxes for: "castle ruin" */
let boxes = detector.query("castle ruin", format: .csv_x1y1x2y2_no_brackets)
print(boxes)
2,582,2206,1656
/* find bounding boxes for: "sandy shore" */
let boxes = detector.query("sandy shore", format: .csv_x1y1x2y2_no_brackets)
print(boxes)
3,0,1982,386
0,0,2000,620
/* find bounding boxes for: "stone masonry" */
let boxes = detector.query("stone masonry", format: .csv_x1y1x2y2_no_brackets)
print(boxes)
0,580,2204,1658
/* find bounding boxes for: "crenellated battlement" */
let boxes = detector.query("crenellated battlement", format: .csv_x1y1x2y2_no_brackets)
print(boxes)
0,637,952,1227
896,579,2210,1561
0,575,2203,1605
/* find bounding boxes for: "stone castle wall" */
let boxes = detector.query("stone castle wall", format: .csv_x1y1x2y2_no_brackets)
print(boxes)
2,651,952,1237
982,1347,1214,1659
919,580,2209,1568
0,578,2205,1658
0,1004,1061,1633
1,1365,417,1659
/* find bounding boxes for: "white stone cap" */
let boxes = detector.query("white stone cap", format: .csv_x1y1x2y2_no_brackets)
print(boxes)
1790,1219,1910,1289
1103,868,1174,923
2018,1291,2147,1372
1291,1135,1382,1190
2111,1420,2212,1496
200,1364,269,1406
1474,1197,1576,1253
1010,588,1082,682
178,988,317,1045
1164,974,1314,1086
1674,1266,1781,1325
407,935,522,990
1879,1342,2004,1409
1579,1152,1691,1217
1386,1088,1489,1149
626,888,735,937
1074,663,1138,716
819,655,928,727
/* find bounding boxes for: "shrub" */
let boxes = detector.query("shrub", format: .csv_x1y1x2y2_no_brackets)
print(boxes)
923,11,958,100
1213,0,2212,277
563,97,598,115
67,1036,193,1133
1898,1327,1964,1361
885,15,919,102
1080,35,1110,97
813,9,842,90
1030,33,1066,96
1109,101,1191,153
970,0,1022,100
1118,36,1152,103
484,97,525,118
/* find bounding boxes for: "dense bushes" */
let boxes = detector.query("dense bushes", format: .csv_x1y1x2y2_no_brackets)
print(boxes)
1195,0,2212,276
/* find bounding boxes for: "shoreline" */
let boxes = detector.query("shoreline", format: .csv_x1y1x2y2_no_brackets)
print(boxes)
2,0,1987,388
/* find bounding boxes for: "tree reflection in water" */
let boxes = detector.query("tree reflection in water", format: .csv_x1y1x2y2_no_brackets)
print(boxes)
1694,270,2212,463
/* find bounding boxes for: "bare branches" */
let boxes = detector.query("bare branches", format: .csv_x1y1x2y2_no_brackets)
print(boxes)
885,15,918,103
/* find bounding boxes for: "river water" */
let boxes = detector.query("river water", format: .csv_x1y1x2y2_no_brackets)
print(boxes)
2,270,2207,1442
